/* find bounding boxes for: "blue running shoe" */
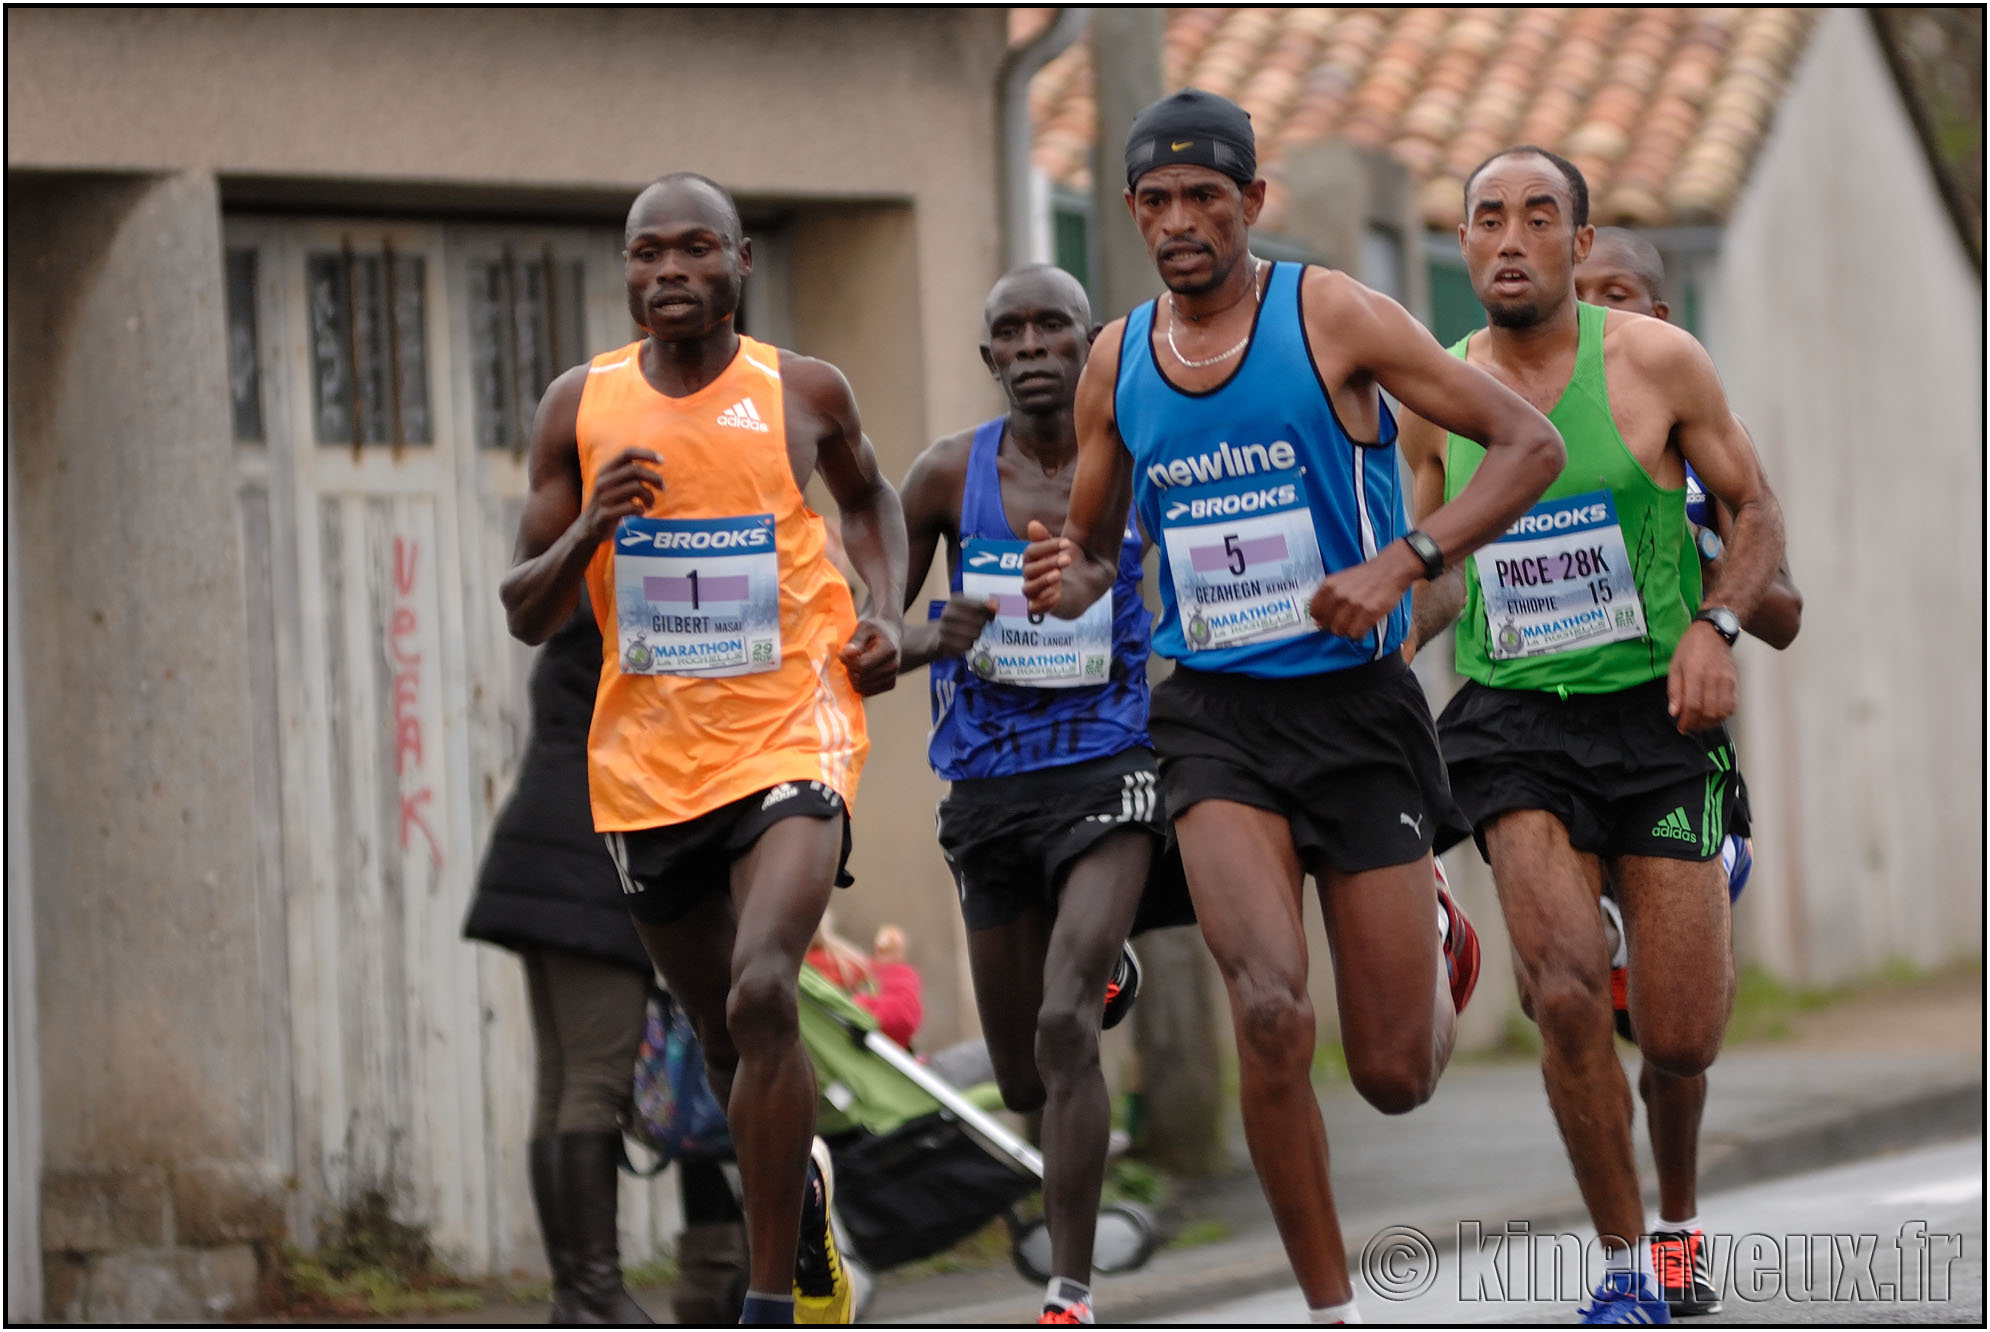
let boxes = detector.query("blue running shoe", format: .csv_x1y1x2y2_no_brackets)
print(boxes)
1722,835,1753,903
1579,1271,1672,1324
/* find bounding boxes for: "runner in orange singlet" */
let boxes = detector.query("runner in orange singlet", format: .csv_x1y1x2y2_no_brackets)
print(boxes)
503,173,906,1326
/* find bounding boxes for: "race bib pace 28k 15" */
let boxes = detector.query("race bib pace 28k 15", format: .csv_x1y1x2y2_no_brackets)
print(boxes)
612,514,781,677
959,537,1112,688
1475,489,1648,661
1159,470,1325,651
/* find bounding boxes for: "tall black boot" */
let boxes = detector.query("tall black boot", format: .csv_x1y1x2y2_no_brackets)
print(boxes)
673,1154,749,1325
555,1132,654,1325
530,1138,585,1324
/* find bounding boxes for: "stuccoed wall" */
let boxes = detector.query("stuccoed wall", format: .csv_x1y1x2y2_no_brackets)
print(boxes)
1710,7,1984,983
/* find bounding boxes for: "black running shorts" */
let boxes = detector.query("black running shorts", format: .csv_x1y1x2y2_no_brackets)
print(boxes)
1437,679,1748,863
936,748,1195,934
606,780,852,926
1146,656,1471,874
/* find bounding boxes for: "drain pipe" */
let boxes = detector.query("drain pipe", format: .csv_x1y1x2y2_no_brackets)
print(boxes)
999,7,1090,270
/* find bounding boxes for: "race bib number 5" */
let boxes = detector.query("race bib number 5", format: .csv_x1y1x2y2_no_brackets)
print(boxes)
1158,471,1325,651
1475,490,1648,661
959,537,1112,688
612,515,781,677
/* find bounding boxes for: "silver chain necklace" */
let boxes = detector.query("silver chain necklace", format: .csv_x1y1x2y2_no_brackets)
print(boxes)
1166,260,1264,370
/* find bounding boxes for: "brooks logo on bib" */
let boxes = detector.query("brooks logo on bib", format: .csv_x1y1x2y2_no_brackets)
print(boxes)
612,514,781,676
1475,490,1647,660
960,537,1112,687
1159,471,1325,651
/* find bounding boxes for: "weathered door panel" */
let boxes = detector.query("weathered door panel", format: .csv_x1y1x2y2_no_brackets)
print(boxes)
229,214,672,1272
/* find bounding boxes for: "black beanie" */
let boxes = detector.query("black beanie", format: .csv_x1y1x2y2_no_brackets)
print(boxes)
1124,87,1257,190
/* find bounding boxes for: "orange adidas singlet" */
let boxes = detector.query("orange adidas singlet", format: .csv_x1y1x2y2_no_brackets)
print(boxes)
576,335,867,832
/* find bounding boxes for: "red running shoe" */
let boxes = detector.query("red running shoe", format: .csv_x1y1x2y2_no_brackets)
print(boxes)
1434,857,1481,1014
1602,894,1635,1043
1102,942,1140,1031
1650,1228,1722,1316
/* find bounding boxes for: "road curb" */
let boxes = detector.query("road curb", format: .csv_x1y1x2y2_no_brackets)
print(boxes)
897,1074,1982,1324
1696,1078,1982,1199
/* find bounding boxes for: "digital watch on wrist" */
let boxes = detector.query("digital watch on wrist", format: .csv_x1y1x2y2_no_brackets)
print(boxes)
1693,606,1741,646
1402,529,1445,581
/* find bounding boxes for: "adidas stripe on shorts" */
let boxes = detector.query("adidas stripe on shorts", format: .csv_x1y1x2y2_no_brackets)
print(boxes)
936,747,1190,933
606,780,852,925
1436,678,1748,863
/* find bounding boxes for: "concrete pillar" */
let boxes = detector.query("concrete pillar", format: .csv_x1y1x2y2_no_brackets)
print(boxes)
1279,140,1433,324
7,171,280,1321
8,400,46,1322
1088,7,1168,324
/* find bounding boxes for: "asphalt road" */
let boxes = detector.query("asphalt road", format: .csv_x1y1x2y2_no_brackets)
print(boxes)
1157,1136,1983,1325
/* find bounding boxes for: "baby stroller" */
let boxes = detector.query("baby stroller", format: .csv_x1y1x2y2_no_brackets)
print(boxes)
797,964,1161,1320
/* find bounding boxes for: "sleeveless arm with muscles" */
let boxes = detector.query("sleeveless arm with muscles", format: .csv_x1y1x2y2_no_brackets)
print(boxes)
895,436,999,673
788,355,908,697
1021,321,1135,619
500,365,665,645
1707,439,1803,649
1304,273,1566,638
1633,322,1788,730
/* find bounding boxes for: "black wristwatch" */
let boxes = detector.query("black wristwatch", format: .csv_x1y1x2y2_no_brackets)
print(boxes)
1693,606,1741,646
1402,529,1445,581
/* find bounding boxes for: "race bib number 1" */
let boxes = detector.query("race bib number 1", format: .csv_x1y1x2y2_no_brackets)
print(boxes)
959,537,1112,688
612,515,781,677
1475,490,1648,660
1158,472,1325,651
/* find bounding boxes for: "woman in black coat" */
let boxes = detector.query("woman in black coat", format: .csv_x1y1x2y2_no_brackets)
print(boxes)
464,597,656,1323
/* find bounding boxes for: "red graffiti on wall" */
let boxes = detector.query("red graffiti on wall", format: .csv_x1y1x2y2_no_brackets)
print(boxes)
390,536,444,870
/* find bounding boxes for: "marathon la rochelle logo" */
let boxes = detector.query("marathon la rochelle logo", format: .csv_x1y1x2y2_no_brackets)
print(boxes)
1145,438,1298,488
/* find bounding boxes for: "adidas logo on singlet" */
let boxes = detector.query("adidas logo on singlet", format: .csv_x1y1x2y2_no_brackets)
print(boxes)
717,397,770,433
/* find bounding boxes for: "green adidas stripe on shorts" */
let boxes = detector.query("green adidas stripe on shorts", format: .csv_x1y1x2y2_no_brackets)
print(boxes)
1702,745,1732,857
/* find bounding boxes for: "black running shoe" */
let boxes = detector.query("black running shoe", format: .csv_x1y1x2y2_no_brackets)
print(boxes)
1102,943,1140,1031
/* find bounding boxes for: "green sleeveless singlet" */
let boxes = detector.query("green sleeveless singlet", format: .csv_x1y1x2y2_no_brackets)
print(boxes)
1444,302,1699,693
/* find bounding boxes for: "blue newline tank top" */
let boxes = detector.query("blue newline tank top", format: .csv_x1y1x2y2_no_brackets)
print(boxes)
927,418,1153,782
1115,261,1411,677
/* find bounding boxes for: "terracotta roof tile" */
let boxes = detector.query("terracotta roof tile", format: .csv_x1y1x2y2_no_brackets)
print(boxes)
1029,7,1820,230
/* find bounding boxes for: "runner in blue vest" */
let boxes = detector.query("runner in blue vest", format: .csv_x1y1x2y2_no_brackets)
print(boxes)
1572,226,1804,1317
1021,90,1566,1325
899,264,1192,1326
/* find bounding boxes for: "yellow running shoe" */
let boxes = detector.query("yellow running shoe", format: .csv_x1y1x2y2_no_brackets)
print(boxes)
793,1136,851,1324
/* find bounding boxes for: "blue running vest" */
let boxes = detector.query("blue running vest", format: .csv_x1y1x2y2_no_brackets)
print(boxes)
927,419,1154,781
1115,261,1410,676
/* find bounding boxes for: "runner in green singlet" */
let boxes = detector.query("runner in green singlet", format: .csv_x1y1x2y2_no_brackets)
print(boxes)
1397,147,1789,1325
